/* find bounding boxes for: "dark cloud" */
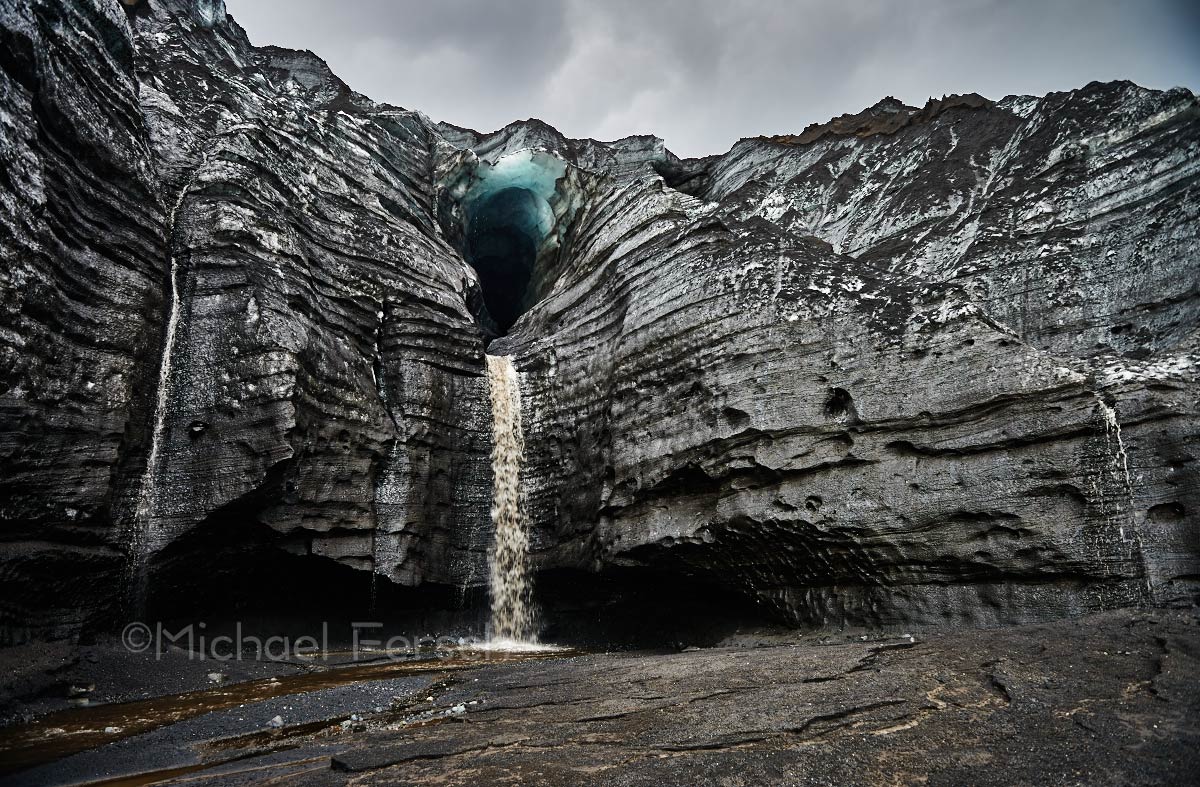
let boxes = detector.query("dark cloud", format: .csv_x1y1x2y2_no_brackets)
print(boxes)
224,0,1200,157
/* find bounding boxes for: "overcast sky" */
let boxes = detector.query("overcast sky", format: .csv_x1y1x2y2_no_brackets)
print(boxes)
224,0,1200,158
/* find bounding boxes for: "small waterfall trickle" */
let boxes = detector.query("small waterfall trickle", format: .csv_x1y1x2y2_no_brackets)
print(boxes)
125,195,188,614
369,305,400,616
1095,396,1135,540
1097,399,1133,493
138,252,182,524
1093,393,1152,598
485,354,537,643
123,147,220,615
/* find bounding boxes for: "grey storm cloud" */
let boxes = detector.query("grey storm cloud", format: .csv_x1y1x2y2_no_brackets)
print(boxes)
224,0,1200,157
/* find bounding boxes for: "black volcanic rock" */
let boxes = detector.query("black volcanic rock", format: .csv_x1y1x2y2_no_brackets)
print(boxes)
762,93,993,146
0,0,166,637
0,0,1197,639
489,78,1200,627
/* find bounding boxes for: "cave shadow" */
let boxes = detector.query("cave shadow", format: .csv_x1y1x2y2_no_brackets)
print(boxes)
137,514,776,651
535,566,778,650
142,509,486,649
465,185,543,335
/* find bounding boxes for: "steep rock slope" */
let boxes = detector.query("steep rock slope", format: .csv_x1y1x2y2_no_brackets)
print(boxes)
124,0,496,596
1,0,499,636
0,0,165,637
498,165,1198,627
695,87,1200,359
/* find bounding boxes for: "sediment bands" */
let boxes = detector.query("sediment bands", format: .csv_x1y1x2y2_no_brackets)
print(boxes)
0,0,1197,638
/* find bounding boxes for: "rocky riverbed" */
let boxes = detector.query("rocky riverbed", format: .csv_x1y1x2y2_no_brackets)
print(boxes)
1,608,1197,785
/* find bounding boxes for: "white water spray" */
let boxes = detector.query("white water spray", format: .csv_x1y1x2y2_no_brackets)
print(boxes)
1096,396,1134,538
138,251,182,523
485,354,537,644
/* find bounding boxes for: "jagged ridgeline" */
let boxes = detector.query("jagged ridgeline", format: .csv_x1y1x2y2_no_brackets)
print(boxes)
0,0,1198,642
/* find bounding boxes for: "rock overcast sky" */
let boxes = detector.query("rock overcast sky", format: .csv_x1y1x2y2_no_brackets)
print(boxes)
223,0,1199,158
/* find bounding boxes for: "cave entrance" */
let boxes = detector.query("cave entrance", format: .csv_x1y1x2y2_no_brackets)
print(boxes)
452,149,570,336
465,186,542,333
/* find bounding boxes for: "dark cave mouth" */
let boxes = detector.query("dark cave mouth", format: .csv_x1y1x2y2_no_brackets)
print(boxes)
138,513,769,649
465,186,542,333
452,149,571,336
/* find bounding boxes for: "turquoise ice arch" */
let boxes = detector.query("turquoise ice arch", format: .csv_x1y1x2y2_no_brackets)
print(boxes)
457,150,568,333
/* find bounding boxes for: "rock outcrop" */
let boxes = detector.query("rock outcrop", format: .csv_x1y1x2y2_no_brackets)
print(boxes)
6,609,1199,785
0,0,1196,639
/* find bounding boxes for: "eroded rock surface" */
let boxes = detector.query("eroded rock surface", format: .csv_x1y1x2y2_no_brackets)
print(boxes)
4,610,1197,786
0,0,1197,638
0,0,166,637
497,84,1200,626
317,611,1200,787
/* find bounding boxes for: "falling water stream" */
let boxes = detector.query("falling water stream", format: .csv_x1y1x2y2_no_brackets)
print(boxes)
124,184,191,614
485,355,537,644
1094,395,1153,597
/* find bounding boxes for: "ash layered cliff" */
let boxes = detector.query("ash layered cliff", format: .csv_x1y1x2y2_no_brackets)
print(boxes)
497,83,1200,627
0,0,1196,639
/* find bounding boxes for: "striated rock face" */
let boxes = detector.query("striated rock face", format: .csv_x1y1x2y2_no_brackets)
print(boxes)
0,0,1197,638
2,0,495,636
121,0,493,597
695,85,1200,359
499,82,1200,628
0,0,166,637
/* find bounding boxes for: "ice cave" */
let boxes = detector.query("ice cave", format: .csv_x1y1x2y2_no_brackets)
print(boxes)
456,150,568,334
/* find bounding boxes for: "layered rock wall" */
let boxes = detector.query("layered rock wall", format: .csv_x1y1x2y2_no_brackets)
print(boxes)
495,85,1199,626
0,0,1195,637
0,0,165,637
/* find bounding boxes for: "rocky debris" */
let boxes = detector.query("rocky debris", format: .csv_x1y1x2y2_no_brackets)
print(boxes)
0,0,1197,639
65,683,93,699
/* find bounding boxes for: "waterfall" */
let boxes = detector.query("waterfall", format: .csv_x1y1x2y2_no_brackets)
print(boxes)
1097,400,1133,495
485,354,537,643
125,192,188,613
125,149,216,612
1094,394,1152,598
1095,396,1135,542
138,250,182,526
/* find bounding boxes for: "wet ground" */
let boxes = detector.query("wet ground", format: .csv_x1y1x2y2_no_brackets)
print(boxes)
2,609,1198,786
